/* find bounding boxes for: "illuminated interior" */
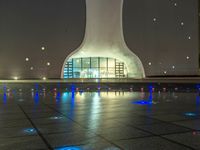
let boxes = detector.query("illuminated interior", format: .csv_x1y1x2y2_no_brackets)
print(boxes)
63,57,128,78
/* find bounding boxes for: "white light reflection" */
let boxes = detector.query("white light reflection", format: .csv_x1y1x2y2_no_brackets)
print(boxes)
31,91,34,98
88,92,101,130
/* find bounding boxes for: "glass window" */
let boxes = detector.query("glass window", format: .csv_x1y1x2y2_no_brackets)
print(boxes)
99,67,107,78
107,68,115,78
82,58,90,68
91,57,98,68
108,58,115,68
90,68,99,78
100,58,107,68
80,68,90,78
64,57,127,79
73,68,81,78
73,58,81,68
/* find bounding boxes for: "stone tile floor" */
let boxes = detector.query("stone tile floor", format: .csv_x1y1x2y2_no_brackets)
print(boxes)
0,85,200,150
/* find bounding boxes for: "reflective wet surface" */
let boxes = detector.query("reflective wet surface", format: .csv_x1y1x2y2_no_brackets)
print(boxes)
0,83,200,150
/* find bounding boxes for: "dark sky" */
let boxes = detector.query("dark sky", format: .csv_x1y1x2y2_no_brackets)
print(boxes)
0,0,198,79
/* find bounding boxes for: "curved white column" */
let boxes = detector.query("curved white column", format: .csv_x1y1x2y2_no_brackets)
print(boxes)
61,0,145,78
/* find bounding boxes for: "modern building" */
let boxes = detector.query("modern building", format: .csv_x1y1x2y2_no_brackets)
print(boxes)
61,0,145,79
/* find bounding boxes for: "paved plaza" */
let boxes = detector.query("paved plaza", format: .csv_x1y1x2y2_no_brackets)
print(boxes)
0,83,199,150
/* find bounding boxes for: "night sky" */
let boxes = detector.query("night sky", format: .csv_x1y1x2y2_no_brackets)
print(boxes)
0,0,198,79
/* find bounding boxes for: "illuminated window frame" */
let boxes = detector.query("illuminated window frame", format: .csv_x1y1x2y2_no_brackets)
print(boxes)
63,57,127,78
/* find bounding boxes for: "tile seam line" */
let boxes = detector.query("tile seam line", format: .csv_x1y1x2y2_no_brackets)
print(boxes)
136,113,198,131
42,102,125,150
128,124,195,150
18,104,53,150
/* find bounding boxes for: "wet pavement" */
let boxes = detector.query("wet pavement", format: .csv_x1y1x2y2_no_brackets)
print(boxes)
0,83,200,150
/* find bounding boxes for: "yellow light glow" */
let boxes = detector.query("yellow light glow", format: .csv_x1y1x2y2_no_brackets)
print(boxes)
47,62,51,66
13,76,19,80
41,46,45,50
25,58,29,61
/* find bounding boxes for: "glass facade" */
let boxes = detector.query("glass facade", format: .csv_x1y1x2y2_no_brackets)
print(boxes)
63,57,127,78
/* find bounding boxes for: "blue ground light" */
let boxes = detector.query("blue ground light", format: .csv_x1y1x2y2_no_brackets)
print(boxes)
49,116,63,120
132,100,152,105
54,146,81,150
23,128,37,134
184,112,198,117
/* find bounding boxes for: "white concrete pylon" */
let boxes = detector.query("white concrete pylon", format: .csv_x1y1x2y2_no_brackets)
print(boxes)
61,0,145,78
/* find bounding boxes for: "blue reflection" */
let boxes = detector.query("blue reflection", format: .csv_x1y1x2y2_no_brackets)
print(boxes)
71,84,75,96
71,84,75,104
97,85,101,92
98,89,100,96
34,83,40,104
23,128,36,134
69,84,76,118
71,91,75,106
3,85,7,103
35,83,39,90
196,84,200,91
56,92,61,101
133,85,153,105
196,93,200,115
148,84,153,93
3,92,7,102
196,93,200,107
57,83,61,89
34,91,39,104
54,146,81,150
